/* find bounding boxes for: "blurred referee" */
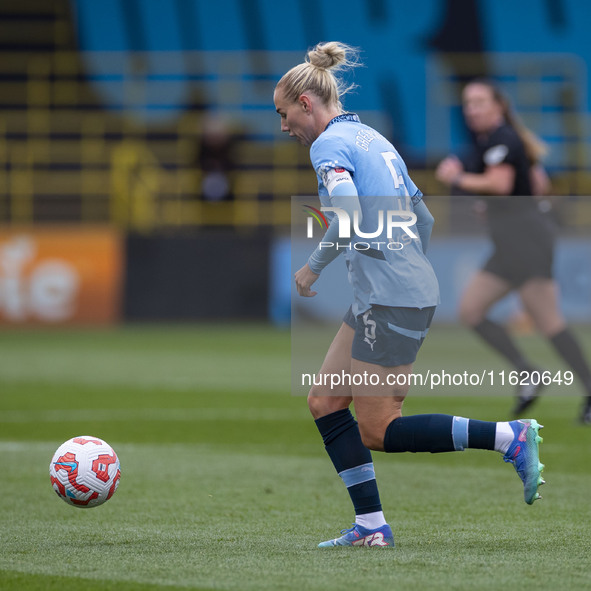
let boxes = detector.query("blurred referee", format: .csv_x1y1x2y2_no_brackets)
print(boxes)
436,78,591,424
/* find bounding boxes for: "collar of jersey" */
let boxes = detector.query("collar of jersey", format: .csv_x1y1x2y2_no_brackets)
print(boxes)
325,113,360,129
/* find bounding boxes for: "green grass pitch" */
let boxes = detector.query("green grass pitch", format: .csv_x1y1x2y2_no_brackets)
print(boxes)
1,323,591,591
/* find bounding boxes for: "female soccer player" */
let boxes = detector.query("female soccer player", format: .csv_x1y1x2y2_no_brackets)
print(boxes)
274,43,545,548
436,79,591,424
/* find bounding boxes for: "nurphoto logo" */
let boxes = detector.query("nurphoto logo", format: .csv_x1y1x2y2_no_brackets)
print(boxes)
302,202,418,252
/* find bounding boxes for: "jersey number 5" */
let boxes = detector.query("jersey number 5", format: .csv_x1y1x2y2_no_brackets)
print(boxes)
381,151,409,196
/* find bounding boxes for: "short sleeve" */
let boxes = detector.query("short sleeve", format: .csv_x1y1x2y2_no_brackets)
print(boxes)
483,127,523,168
395,156,421,202
310,134,355,176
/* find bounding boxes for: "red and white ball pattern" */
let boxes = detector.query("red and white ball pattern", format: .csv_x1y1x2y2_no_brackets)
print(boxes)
49,436,121,508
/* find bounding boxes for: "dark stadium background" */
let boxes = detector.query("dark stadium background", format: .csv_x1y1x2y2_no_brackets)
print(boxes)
0,0,589,329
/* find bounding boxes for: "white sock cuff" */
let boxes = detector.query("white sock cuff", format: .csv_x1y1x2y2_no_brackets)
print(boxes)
494,422,514,454
356,511,387,530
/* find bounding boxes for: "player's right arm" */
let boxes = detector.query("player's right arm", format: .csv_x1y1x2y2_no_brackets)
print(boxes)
307,168,360,274
295,168,360,297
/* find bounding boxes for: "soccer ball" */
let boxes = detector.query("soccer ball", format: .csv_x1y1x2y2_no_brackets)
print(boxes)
49,436,121,508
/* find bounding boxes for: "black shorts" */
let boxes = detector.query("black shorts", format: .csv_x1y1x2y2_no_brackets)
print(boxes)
343,305,436,367
484,212,555,287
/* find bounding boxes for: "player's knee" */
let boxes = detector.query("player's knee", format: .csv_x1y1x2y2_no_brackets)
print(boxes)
358,423,386,451
307,394,350,420
458,301,483,327
389,382,411,399
536,316,566,338
357,409,403,451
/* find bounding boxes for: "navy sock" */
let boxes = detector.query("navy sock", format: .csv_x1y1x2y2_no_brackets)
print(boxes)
314,408,382,515
383,414,496,453
468,419,497,450
474,319,533,372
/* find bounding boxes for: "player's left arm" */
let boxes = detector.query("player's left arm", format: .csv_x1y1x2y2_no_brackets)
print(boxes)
413,196,434,254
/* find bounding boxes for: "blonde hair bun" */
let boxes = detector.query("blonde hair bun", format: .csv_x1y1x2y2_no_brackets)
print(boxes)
307,42,351,70
276,41,360,110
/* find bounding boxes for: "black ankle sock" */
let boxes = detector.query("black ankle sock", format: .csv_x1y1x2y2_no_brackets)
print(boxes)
473,319,533,371
550,329,591,394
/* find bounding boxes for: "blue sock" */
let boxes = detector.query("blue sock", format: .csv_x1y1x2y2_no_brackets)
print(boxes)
383,414,496,453
314,408,382,515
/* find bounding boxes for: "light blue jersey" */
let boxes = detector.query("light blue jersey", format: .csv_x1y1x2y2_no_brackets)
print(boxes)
309,113,440,315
